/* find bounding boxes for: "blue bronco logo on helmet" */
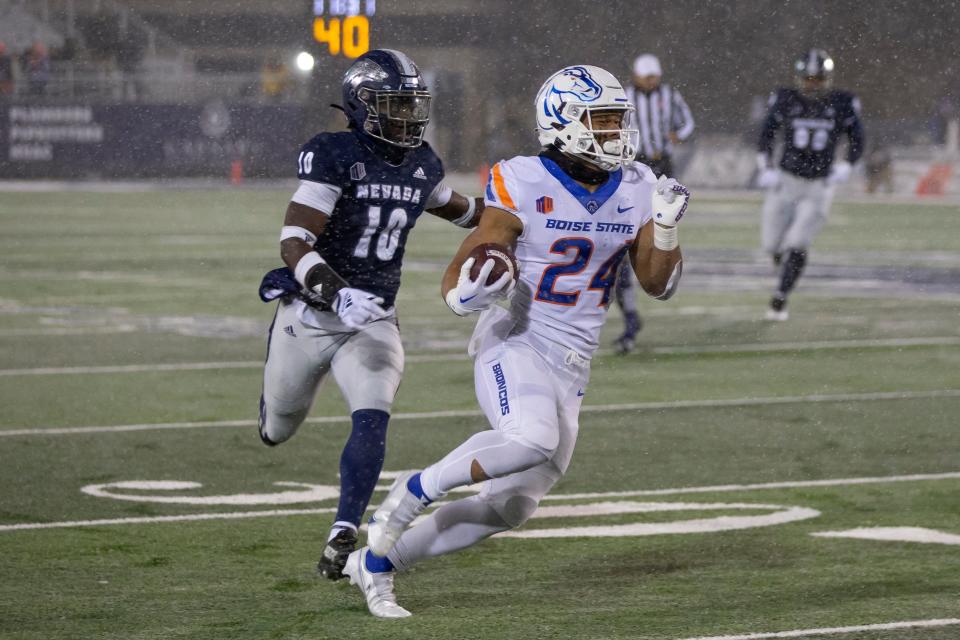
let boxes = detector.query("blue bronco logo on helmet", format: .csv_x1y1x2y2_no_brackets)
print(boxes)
543,66,603,125
535,64,637,171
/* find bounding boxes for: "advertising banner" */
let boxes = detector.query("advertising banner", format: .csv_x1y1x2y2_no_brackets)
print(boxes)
0,102,305,179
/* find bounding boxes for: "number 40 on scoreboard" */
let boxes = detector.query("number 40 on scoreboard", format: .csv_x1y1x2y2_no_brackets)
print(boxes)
313,0,376,58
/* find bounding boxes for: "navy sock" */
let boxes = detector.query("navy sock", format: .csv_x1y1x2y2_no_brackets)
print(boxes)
335,409,389,528
623,311,642,337
778,249,808,296
365,550,395,573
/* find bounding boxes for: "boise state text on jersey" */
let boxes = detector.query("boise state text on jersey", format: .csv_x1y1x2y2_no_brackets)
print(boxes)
483,154,654,355
759,88,865,179
298,130,444,308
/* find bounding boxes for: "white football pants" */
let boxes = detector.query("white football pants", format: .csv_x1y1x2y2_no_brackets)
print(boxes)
259,299,404,443
389,324,590,571
761,171,835,254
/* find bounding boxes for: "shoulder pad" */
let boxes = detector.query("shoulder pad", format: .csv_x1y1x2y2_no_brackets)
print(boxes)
297,132,355,183
623,162,657,185
414,141,445,177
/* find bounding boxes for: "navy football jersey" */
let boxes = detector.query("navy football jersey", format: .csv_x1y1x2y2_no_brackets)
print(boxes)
758,88,865,179
295,130,445,308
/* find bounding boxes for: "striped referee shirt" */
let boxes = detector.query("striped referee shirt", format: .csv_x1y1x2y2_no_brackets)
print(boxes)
625,84,695,159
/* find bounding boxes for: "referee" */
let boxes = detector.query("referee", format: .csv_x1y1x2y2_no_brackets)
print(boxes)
626,53,695,177
614,53,695,354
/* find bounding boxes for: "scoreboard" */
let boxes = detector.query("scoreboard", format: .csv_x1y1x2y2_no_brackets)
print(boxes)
312,0,376,58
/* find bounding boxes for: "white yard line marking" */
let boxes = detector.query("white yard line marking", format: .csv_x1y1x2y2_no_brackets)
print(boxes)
0,508,336,532
651,336,960,354
0,326,141,337
1,336,958,376
0,354,465,376
811,526,960,546
1,472,957,533
541,472,960,501
4,389,960,437
499,503,821,539
680,617,960,640
0,361,264,376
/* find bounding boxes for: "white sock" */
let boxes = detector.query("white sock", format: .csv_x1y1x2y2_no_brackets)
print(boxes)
327,521,357,542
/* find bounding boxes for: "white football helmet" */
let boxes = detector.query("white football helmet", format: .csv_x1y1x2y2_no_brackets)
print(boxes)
535,65,638,172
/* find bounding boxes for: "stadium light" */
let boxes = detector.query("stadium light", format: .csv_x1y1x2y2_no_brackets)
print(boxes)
295,51,316,73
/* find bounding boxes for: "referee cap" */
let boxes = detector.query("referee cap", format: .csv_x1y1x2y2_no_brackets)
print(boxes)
633,54,662,77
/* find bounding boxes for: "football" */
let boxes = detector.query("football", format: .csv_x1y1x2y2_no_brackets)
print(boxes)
467,243,519,286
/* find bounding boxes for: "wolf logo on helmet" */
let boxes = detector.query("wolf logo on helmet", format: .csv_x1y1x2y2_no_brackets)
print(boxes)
535,65,639,172
341,49,431,148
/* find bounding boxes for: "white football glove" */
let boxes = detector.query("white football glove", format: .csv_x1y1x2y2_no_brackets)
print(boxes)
757,169,781,189
827,161,852,185
651,176,690,251
444,257,515,317
755,153,780,189
332,287,389,330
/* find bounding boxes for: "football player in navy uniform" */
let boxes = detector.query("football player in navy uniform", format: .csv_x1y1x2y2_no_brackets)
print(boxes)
257,49,483,580
756,49,865,320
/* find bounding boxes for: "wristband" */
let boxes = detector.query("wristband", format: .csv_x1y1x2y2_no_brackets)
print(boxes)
653,223,678,251
294,251,325,288
450,197,477,228
280,226,317,244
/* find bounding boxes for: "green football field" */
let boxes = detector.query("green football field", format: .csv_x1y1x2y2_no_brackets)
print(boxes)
1,187,959,640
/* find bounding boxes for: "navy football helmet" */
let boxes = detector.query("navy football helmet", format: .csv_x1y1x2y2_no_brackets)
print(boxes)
794,49,834,96
341,49,431,148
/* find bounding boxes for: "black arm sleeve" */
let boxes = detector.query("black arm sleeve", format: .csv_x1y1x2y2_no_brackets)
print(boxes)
757,92,783,157
302,262,350,310
846,114,866,165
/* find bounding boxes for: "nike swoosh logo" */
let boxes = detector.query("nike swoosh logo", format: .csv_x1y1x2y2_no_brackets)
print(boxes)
459,295,477,304
617,205,634,213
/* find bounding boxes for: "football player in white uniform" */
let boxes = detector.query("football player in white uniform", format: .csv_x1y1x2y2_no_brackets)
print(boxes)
341,65,689,618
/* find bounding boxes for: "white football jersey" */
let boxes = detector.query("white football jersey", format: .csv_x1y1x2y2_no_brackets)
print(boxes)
482,155,655,356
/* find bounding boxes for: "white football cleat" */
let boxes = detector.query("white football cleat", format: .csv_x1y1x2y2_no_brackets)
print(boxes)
342,548,411,618
765,308,789,322
367,471,430,557
765,295,789,321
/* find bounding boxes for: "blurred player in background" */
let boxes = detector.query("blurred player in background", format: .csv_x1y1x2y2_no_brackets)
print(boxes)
612,53,695,353
756,48,865,320
341,64,690,618
256,49,483,580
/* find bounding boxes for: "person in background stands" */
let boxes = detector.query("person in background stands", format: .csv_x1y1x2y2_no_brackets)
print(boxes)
0,42,16,97
23,41,50,96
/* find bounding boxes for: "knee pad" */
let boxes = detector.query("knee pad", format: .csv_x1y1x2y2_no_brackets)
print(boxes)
485,492,540,529
259,399,308,445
